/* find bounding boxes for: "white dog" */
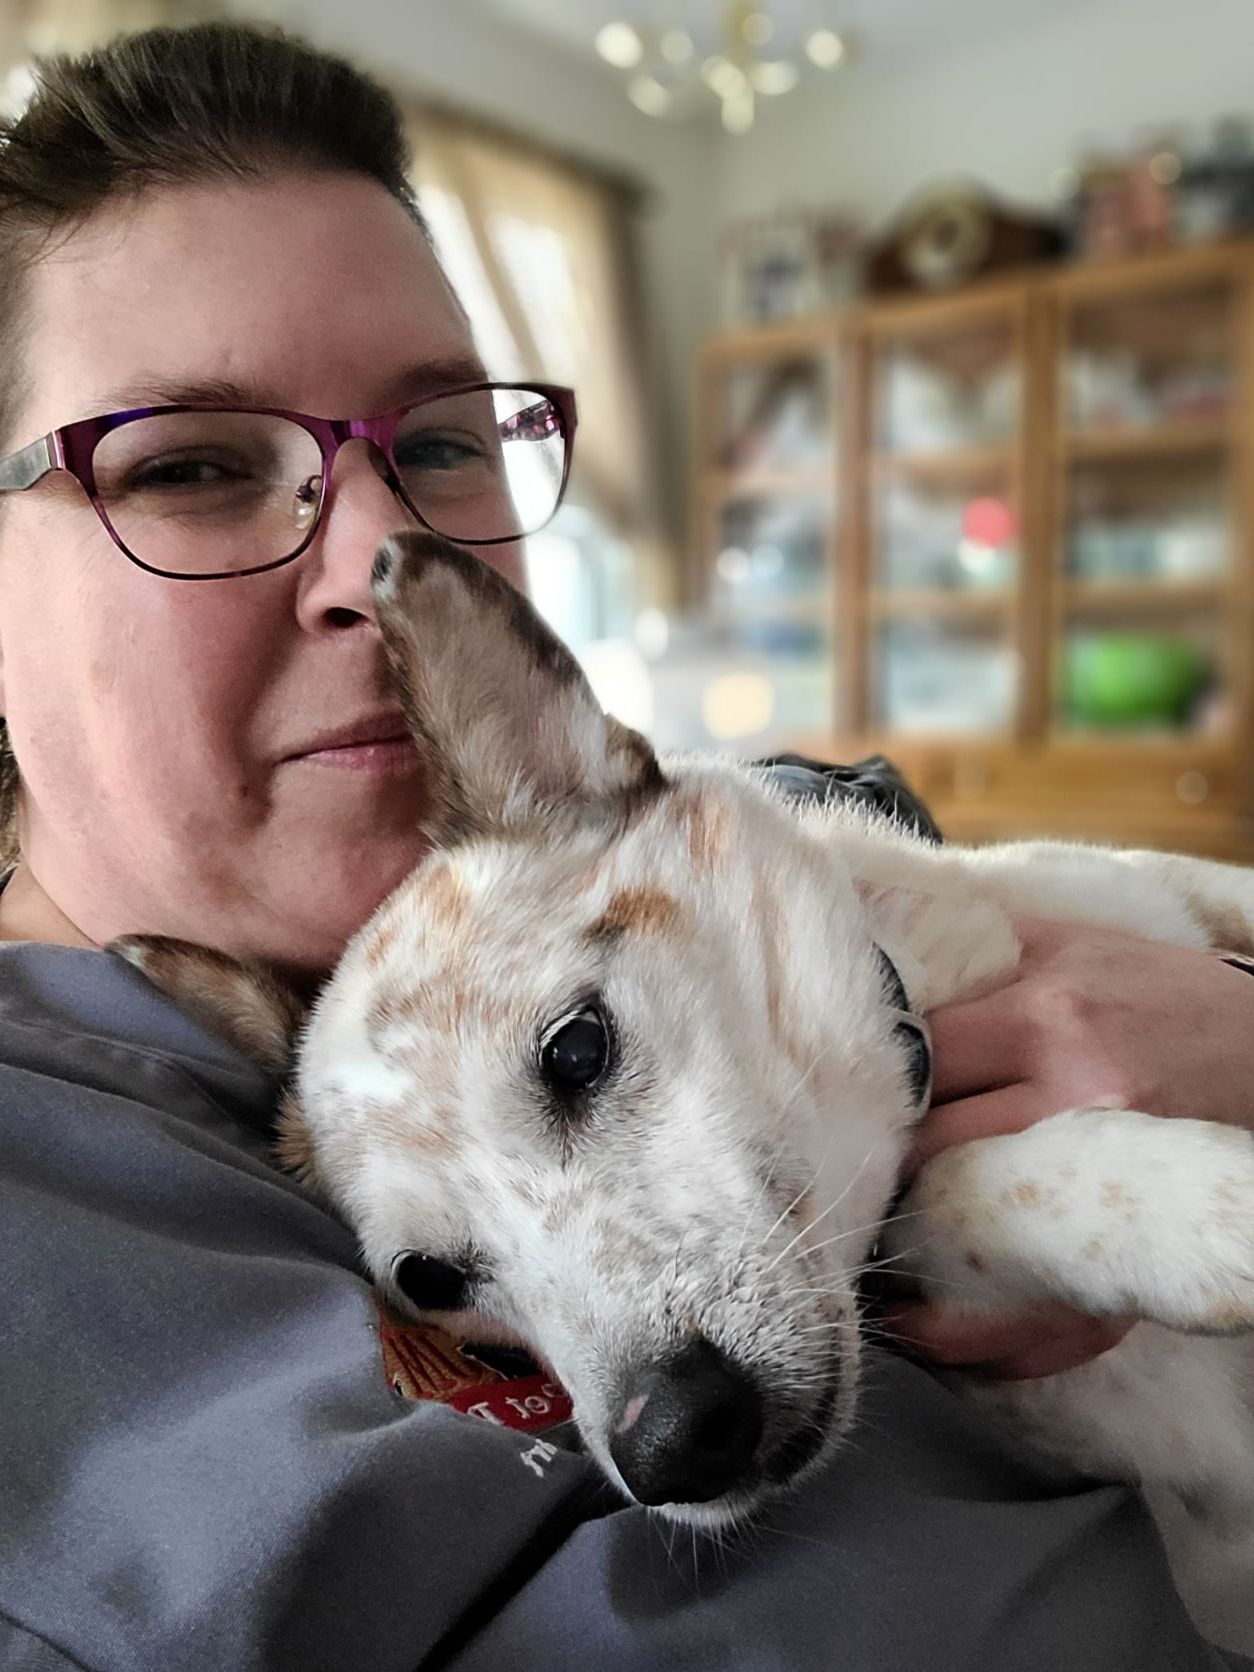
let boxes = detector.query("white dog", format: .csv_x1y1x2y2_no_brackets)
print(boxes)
117,534,1254,1654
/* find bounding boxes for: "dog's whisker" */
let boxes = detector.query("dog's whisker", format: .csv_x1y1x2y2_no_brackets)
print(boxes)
785,1205,930,1269
755,1121,840,1262
763,1135,898,1278
761,1146,875,1277
752,1035,871,1261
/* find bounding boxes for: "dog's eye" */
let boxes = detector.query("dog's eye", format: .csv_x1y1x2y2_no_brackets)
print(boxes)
541,1007,610,1094
392,1252,470,1312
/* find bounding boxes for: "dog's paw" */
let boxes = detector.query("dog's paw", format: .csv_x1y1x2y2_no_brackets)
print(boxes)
889,1108,1254,1336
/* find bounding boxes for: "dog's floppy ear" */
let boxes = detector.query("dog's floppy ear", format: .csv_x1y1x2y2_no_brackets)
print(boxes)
110,935,306,1076
371,533,665,841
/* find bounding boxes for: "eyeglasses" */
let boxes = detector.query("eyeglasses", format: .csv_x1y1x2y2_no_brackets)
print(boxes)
0,382,577,580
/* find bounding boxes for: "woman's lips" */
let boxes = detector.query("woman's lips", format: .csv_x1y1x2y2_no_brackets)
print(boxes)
291,735,419,774
281,712,419,775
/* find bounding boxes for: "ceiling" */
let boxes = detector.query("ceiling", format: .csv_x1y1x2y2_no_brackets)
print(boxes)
472,0,1090,77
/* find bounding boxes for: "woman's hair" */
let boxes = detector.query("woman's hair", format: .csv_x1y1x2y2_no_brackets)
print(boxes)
0,20,429,862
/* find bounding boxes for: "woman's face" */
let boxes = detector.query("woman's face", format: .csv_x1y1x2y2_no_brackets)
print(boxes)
0,170,523,974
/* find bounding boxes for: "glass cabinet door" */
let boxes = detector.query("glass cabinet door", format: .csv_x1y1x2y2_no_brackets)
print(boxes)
866,302,1024,736
649,491,837,755
666,331,841,756
1064,280,1233,434
706,492,835,746
707,350,835,486
1054,269,1240,740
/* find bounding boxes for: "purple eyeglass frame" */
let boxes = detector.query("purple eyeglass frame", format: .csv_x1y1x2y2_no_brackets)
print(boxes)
0,380,578,581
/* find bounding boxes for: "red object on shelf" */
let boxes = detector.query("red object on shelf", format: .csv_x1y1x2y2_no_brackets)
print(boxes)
962,497,1016,547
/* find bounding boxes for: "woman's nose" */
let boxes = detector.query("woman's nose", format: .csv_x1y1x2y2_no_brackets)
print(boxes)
294,438,418,630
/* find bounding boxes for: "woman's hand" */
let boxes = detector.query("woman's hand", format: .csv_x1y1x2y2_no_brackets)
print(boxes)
882,914,1254,1380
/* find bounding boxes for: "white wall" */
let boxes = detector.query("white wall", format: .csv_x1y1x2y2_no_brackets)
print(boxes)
712,0,1254,242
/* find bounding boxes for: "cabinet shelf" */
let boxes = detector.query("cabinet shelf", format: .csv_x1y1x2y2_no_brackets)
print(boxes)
1062,417,1232,463
872,446,1013,485
1062,579,1227,616
867,589,1015,622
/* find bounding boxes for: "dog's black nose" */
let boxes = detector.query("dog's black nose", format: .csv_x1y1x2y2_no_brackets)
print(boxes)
609,1338,764,1506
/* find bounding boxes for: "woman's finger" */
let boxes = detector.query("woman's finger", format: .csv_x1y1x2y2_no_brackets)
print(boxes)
925,994,1028,1104
905,1082,1066,1175
880,1299,1133,1380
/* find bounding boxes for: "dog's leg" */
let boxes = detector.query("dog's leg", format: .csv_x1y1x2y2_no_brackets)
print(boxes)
886,1108,1254,1653
892,1107,1254,1336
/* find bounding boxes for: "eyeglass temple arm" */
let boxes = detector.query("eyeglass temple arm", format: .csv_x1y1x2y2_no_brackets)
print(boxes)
0,436,56,494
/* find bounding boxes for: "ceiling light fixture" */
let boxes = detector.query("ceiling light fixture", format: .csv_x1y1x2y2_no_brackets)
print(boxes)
595,21,646,69
594,3,850,134
804,26,847,68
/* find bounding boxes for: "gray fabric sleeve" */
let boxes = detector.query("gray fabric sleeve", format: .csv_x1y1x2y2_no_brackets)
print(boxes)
0,945,1246,1672
0,1616,91,1672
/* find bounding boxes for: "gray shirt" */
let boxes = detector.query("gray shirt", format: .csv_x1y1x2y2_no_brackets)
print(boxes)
0,942,1245,1672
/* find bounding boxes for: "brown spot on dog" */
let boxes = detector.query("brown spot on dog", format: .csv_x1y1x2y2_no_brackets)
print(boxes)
355,1093,463,1164
383,1109,459,1159
680,792,729,875
749,878,810,1077
965,1252,986,1272
274,1087,317,1182
1202,1302,1250,1335
1100,1181,1139,1215
362,924,397,972
381,982,511,1048
1083,1236,1105,1261
590,886,683,941
1008,1181,1042,1210
1183,888,1254,957
367,990,405,1038
415,862,468,928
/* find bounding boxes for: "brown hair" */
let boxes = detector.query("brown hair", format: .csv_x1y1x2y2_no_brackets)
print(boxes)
0,19,429,862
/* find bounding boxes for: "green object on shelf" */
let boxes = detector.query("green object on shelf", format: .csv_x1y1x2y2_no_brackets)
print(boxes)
1063,632,1211,727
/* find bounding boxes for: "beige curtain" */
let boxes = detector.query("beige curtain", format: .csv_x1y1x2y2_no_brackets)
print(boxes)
408,105,662,598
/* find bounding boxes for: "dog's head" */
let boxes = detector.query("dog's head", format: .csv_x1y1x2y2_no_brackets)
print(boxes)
117,534,934,1523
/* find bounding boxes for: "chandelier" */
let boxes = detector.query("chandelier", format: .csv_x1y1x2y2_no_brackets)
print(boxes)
595,2,849,134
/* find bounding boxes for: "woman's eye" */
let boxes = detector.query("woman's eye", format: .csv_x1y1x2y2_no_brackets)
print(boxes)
541,1007,611,1095
395,433,484,473
392,1252,471,1312
129,455,245,490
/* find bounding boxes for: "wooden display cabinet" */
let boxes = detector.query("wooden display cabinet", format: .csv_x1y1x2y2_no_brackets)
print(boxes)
692,317,843,748
692,242,1254,860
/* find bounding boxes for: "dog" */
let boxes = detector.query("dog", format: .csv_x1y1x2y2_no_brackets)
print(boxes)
116,533,1254,1653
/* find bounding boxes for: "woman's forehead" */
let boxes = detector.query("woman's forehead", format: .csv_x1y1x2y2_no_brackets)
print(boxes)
19,170,479,436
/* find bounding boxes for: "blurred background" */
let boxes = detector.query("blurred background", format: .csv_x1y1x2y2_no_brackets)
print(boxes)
4,0,1253,855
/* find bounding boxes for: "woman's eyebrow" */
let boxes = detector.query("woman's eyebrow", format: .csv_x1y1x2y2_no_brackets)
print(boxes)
381,355,491,406
89,375,259,415
90,355,491,418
